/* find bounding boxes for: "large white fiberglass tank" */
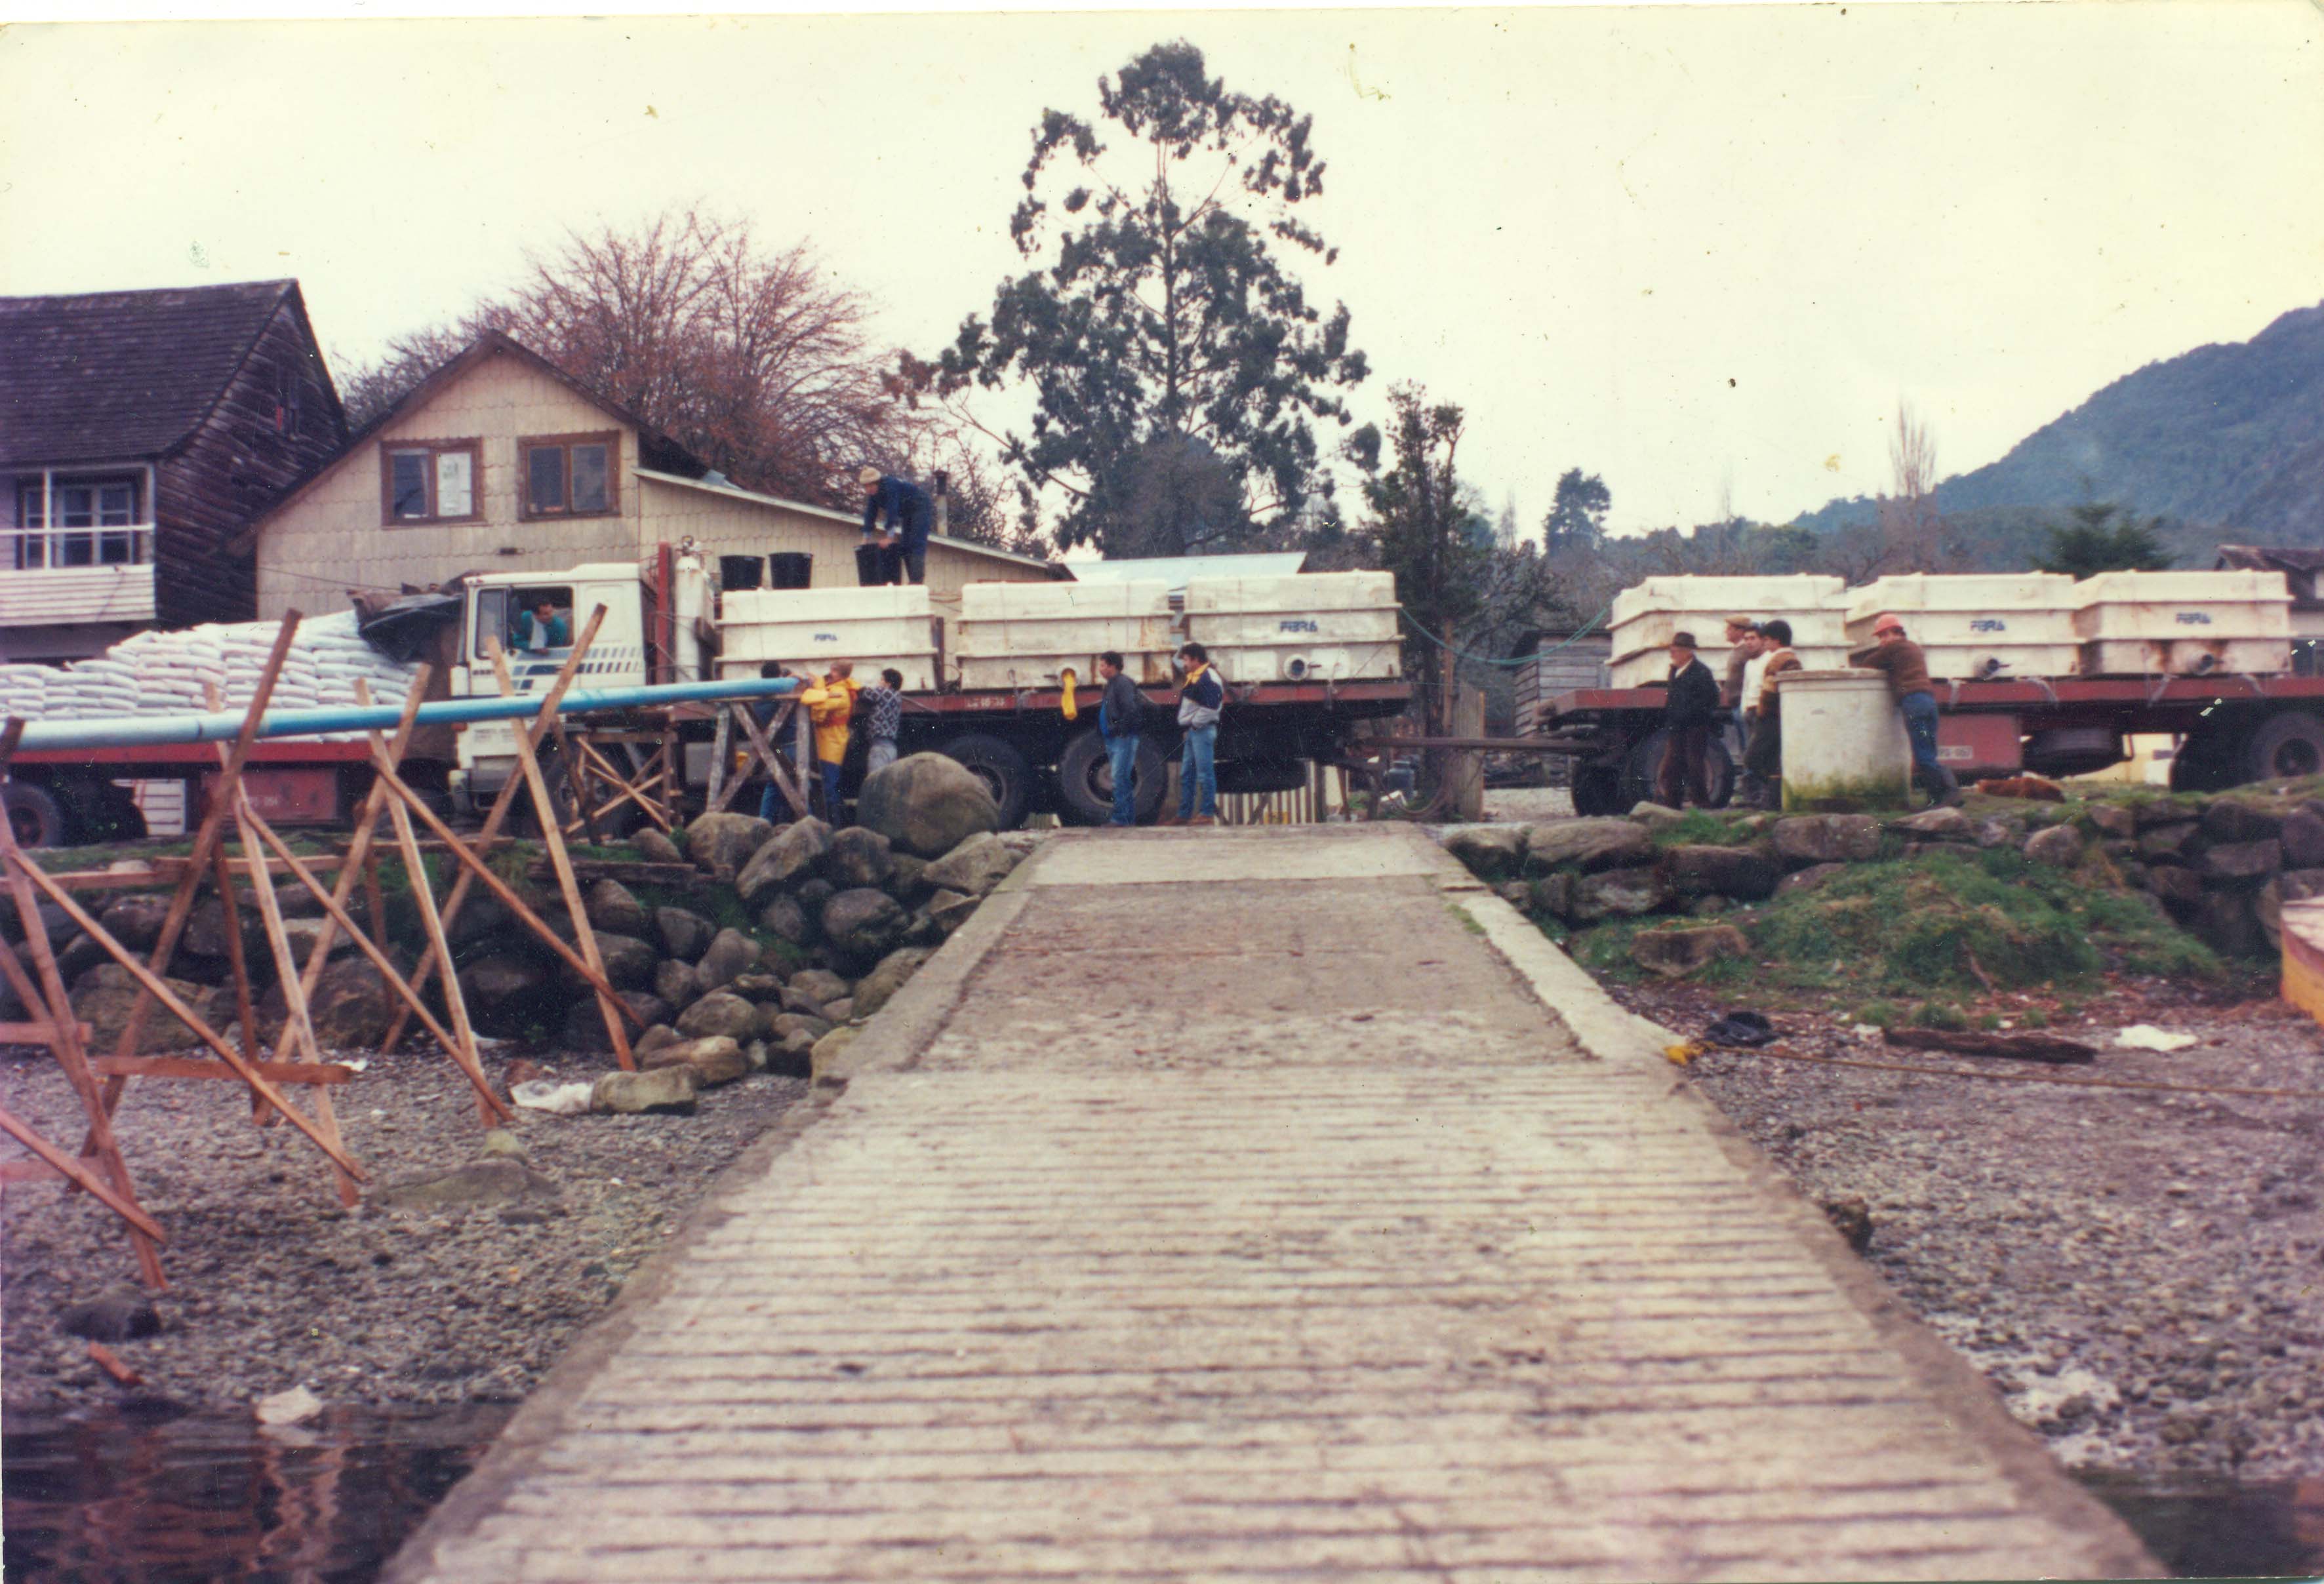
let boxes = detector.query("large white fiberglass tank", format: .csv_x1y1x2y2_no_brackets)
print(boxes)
1607,575,1848,688
717,586,940,691
2074,570,2293,677
955,579,1176,688
1180,569,1401,684
1844,572,2079,683
1774,669,1913,812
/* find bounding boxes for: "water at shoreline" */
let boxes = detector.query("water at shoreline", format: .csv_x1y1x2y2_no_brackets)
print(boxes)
3,1400,513,1582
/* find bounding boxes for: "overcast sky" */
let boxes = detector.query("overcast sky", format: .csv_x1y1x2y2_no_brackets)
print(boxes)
3,3,2320,540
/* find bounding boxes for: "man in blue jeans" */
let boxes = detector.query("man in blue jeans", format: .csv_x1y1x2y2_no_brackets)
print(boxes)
1164,641,1225,827
1096,650,1143,827
1851,613,1961,807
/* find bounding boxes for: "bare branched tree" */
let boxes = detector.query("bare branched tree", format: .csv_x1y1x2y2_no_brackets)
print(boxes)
342,207,927,509
1879,399,1957,572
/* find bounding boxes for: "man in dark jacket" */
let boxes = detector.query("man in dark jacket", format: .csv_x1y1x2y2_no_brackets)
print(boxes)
1096,650,1143,827
1658,631,1721,809
1742,618,1802,808
858,467,932,585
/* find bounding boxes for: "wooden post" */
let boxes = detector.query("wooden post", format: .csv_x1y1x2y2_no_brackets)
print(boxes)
239,808,508,1124
379,609,607,1055
551,717,605,846
350,680,500,1120
199,684,266,1120
702,703,731,813
233,794,357,1208
487,636,633,1069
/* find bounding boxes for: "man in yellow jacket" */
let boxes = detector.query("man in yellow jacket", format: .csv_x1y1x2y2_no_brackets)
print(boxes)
798,660,860,823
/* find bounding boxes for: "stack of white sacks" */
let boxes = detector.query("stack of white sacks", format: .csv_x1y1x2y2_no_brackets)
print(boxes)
0,612,422,740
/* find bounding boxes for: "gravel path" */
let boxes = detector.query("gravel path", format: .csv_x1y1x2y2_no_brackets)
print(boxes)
1615,980,2324,1484
1,1039,805,1416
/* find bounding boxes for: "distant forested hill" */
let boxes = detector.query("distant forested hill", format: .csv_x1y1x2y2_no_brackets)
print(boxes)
1792,300,2324,561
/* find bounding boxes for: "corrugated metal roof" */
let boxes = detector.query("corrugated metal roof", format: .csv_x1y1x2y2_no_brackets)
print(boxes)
1067,552,1309,593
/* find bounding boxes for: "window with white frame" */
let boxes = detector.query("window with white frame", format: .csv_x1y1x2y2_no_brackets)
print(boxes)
380,440,481,526
10,475,143,568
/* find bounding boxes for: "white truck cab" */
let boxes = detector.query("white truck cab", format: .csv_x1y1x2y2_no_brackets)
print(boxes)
449,552,712,796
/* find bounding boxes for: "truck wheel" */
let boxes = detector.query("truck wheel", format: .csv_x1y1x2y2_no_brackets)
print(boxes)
3,782,69,848
1570,764,1622,817
942,734,1033,829
2243,711,2324,784
1054,730,1165,825
1619,730,1735,810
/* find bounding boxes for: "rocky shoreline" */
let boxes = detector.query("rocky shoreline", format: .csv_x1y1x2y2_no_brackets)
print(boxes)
1618,978,2324,1486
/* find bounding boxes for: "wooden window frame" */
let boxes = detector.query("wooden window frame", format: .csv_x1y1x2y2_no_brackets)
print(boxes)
379,439,483,528
517,431,620,522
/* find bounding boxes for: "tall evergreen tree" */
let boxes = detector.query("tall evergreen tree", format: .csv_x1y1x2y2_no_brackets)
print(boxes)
928,41,1368,556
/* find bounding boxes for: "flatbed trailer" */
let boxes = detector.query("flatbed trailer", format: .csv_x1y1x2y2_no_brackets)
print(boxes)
1539,673,2324,815
3,679,1414,845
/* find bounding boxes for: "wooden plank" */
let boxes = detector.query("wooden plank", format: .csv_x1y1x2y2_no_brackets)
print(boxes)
241,806,509,1124
1,1157,64,1183
285,667,433,1065
734,699,809,821
350,681,498,1126
25,854,351,893
14,858,365,1181
0,1104,167,1244
382,610,607,1055
364,754,643,1029
235,793,357,1206
93,1056,354,1085
702,703,732,812
529,860,700,887
1883,1027,2098,1065
488,633,633,1071
0,1021,93,1044
0,793,168,1284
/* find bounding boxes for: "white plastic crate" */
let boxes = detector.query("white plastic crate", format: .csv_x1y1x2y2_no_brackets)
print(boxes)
1844,573,2081,682
1182,570,1402,684
2074,570,2293,676
717,585,939,691
957,579,1176,689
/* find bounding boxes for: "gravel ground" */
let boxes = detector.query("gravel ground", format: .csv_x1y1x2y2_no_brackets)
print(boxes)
1613,977,2324,1484
1,1038,807,1416
1478,785,1575,823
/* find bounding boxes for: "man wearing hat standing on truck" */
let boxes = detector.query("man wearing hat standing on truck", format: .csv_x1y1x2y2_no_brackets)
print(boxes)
1658,631,1721,809
859,467,932,586
1851,614,1961,806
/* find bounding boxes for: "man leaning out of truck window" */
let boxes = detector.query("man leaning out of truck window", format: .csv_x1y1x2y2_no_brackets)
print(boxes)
800,660,861,823
513,597,570,651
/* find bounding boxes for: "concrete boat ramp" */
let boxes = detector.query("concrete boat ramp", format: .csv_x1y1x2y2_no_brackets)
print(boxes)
390,823,2156,1582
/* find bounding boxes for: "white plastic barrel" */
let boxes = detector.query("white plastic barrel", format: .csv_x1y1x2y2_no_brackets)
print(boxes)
1774,669,1913,812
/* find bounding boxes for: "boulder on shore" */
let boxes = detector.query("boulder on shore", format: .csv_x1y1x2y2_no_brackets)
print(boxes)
562,991,671,1054
585,878,650,938
824,826,896,890
591,1067,697,1115
1523,819,1654,874
639,1034,750,1087
737,818,831,904
1441,826,1526,881
1569,867,1669,922
675,990,766,1042
653,905,717,962
851,948,933,1019
683,813,774,881
694,928,763,992
1662,844,1778,900
1771,814,1881,867
856,753,1001,859
822,889,907,967
1629,924,1749,978
919,833,1019,900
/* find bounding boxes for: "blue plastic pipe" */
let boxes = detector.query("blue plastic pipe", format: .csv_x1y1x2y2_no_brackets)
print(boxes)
7,675,801,754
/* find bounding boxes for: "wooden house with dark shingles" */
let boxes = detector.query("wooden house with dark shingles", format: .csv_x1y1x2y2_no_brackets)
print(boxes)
0,280,347,661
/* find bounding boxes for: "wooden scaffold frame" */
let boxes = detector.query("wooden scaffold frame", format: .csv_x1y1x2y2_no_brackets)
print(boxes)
0,604,649,1284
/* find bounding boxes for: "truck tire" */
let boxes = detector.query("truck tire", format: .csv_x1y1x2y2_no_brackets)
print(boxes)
942,734,1033,829
1570,764,1623,817
2243,710,2324,784
3,782,69,848
1619,729,1734,810
1054,729,1165,825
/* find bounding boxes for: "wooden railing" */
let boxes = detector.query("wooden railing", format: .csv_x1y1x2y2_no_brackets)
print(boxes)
0,526,159,625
